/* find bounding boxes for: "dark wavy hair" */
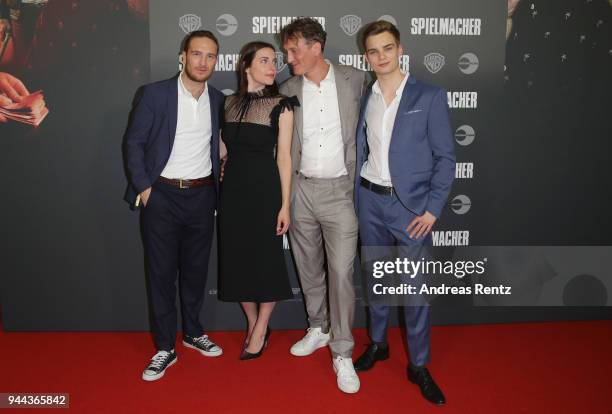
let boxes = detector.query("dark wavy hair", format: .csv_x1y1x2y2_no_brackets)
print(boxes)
279,17,327,51
235,41,279,97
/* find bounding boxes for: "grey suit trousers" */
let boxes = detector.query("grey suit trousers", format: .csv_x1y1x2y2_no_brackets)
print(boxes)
289,173,358,358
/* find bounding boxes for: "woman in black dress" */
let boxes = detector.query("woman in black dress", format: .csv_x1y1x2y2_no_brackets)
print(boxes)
217,41,297,359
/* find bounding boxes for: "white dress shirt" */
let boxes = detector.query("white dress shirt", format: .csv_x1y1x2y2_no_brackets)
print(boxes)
300,62,347,178
160,74,212,179
360,73,409,186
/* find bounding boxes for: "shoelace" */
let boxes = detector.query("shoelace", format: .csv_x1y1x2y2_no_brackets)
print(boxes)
413,368,435,391
335,357,357,381
420,370,434,390
149,351,171,369
303,328,320,343
193,335,214,348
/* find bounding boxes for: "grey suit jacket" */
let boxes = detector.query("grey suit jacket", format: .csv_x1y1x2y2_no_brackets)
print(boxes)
279,64,367,200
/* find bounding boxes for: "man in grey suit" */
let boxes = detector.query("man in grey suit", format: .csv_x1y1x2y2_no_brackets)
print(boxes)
278,17,366,394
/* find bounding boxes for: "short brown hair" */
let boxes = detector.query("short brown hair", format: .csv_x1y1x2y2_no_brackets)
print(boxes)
361,20,400,50
279,17,327,51
181,30,219,54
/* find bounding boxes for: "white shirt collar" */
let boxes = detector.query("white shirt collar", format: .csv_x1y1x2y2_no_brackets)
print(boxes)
178,72,207,99
303,59,335,87
372,71,409,98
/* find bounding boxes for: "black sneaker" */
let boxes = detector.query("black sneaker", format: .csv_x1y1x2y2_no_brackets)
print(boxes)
142,350,177,381
183,334,223,357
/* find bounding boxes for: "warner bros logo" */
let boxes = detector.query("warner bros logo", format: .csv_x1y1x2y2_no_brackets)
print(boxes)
179,14,202,34
275,51,287,72
340,15,362,36
424,52,445,74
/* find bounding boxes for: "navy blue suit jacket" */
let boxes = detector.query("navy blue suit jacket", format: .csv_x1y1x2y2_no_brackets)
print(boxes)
123,74,224,206
355,75,455,218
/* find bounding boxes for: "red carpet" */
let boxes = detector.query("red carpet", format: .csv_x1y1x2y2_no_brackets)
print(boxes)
1,321,611,413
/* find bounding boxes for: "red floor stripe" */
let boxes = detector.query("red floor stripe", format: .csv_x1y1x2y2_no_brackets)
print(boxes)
1,322,611,413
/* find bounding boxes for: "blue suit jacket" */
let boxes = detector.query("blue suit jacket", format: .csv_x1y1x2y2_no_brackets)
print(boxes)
123,74,224,206
355,75,455,218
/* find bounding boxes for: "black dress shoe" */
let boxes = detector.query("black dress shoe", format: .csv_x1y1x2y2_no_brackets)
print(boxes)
354,342,389,371
407,364,446,405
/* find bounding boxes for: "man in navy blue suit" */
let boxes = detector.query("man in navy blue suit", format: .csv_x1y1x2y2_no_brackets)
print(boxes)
353,21,455,405
123,30,225,381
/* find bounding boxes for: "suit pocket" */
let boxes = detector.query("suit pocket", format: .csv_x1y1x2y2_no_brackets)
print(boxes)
411,169,433,177
403,109,424,115
410,170,433,189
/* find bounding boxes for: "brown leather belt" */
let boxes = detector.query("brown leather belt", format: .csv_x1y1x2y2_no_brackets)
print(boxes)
158,175,214,189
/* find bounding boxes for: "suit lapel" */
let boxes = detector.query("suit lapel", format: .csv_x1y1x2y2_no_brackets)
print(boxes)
293,76,303,144
357,86,372,136
208,85,219,136
167,74,179,150
390,74,419,144
333,64,351,145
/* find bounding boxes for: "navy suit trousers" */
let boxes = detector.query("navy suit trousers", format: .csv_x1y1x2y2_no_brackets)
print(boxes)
141,180,216,351
358,184,431,366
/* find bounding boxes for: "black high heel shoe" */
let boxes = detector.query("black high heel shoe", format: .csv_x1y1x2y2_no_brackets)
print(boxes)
240,327,270,360
242,327,252,352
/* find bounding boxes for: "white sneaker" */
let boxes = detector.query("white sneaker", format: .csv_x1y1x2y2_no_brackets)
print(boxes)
290,327,330,356
333,356,360,394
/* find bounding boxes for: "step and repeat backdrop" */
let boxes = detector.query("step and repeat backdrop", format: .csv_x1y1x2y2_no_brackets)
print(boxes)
1,0,610,331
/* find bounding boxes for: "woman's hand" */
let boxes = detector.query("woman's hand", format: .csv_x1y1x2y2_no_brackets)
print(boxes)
276,206,290,235
219,135,228,181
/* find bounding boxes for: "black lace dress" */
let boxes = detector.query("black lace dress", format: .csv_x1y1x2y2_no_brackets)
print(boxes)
217,92,299,302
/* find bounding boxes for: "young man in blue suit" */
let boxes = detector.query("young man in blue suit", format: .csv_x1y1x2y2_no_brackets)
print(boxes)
123,30,225,381
353,21,455,405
